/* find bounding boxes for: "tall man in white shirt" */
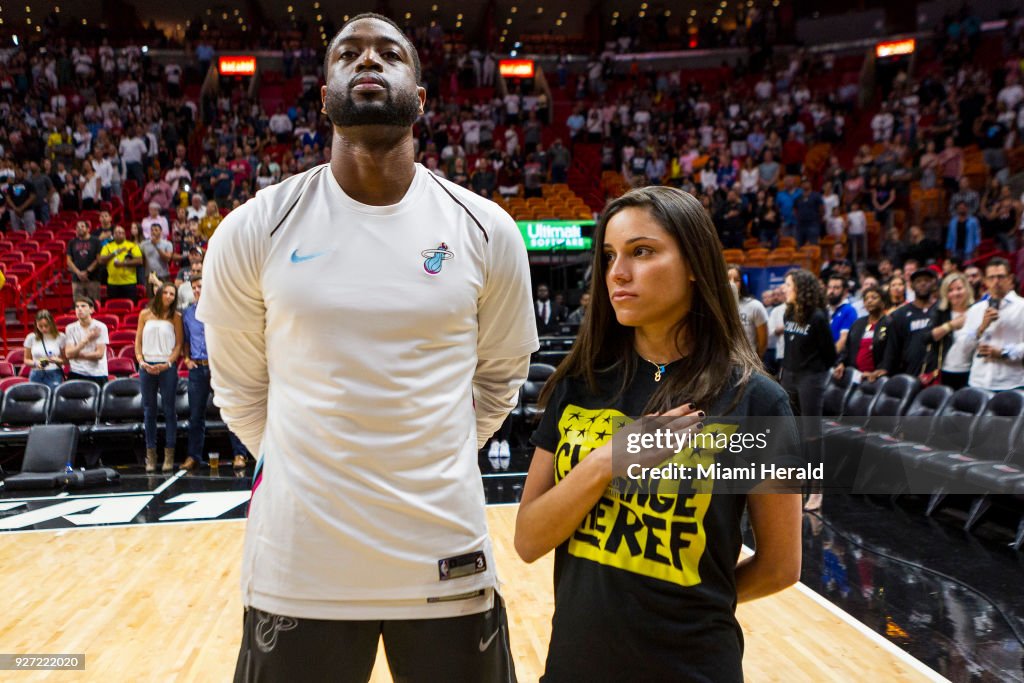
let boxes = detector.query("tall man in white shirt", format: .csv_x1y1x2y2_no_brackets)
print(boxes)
962,258,1024,391
200,14,536,682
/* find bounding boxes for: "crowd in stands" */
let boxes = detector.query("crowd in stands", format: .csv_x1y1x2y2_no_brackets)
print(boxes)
0,6,1023,455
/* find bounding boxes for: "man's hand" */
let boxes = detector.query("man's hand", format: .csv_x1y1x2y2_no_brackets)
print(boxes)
184,358,197,370
977,344,1003,360
978,307,1000,335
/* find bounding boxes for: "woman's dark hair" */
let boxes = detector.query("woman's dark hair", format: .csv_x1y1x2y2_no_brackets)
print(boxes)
726,263,752,300
860,285,885,310
784,269,827,326
540,186,763,415
34,309,57,338
147,282,178,320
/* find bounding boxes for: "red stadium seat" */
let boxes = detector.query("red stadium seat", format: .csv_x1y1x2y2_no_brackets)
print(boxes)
55,314,78,330
109,330,138,346
0,362,16,378
94,314,120,330
0,377,28,393
107,357,137,378
102,299,135,315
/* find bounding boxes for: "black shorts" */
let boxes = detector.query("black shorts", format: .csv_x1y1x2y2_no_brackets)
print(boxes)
233,593,517,683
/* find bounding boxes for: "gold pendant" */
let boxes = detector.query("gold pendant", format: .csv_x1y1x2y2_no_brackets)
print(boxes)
654,368,662,382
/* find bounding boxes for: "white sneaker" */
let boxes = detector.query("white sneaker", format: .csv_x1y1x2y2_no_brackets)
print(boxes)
498,441,511,471
487,441,501,470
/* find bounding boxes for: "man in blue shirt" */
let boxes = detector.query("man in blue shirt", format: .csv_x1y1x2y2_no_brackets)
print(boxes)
775,175,802,237
793,178,824,247
946,200,981,260
180,275,251,471
826,275,858,353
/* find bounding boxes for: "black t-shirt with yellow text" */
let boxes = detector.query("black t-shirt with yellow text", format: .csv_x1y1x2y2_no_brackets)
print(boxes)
531,358,796,682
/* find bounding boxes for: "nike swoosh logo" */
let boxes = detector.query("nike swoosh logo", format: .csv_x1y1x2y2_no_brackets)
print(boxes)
290,249,329,263
478,628,500,652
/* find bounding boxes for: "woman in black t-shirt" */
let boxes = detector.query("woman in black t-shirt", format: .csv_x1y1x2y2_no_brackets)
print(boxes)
516,186,802,682
780,268,837,511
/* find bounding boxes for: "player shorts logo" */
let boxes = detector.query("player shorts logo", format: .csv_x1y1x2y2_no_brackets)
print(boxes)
254,611,299,653
421,242,454,274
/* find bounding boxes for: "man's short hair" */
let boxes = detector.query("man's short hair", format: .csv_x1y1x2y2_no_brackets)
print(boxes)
985,257,1011,273
827,274,847,287
324,12,422,83
73,295,95,309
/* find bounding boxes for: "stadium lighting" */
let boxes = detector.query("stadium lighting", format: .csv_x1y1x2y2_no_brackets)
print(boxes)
12,35,18,46
510,50,517,57
876,38,916,58
555,19,562,26
537,7,543,13
141,45,148,53
511,6,518,13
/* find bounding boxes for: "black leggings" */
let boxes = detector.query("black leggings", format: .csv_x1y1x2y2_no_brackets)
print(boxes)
940,370,969,391
781,369,828,418
782,369,829,494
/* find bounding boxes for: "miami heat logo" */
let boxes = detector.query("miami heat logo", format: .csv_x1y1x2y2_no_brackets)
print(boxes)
254,611,298,653
421,242,455,274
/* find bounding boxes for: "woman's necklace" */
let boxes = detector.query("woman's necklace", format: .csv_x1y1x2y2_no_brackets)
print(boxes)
641,356,669,382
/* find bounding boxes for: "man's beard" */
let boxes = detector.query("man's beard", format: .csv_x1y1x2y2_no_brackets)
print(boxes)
828,295,842,307
323,83,420,128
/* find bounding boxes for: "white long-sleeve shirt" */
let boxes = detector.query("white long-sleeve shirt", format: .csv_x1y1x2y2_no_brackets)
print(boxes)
199,163,538,620
962,292,1024,391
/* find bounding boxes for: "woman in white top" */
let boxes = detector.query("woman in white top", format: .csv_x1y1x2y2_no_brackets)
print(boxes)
24,310,66,390
825,206,846,241
79,159,102,210
699,157,719,194
930,272,974,390
135,281,184,472
726,265,769,358
845,200,868,266
739,157,760,207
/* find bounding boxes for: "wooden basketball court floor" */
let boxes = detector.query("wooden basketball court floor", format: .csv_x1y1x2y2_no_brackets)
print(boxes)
0,504,947,682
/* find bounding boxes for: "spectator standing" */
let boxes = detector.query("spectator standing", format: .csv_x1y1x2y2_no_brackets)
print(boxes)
24,310,66,390
141,201,170,240
946,201,981,260
135,282,183,473
826,275,858,353
66,220,102,303
99,225,144,301
930,272,975,390
781,269,837,511
64,297,109,386
832,285,889,383
793,179,824,247
881,268,939,379
962,259,1024,391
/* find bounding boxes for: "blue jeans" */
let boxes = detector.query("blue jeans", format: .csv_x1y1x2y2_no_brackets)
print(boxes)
187,365,211,462
796,221,821,247
140,364,178,449
29,368,63,390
